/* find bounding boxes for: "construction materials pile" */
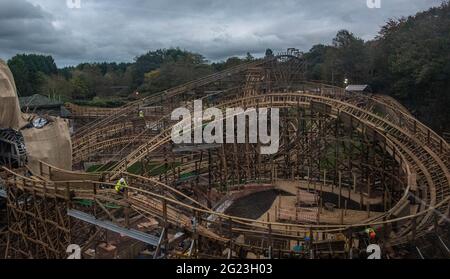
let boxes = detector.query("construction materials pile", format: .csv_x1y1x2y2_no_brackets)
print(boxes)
0,59,72,173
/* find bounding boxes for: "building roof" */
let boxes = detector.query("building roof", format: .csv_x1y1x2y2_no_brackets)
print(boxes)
60,106,72,118
19,94,63,109
345,85,372,92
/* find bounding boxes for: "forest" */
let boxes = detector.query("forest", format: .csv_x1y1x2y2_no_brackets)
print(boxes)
5,2,450,133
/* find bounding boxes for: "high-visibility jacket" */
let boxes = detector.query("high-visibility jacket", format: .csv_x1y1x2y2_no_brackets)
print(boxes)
139,111,145,118
365,228,376,239
115,180,128,193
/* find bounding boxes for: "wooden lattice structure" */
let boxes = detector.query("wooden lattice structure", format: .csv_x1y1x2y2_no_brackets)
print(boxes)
1,51,449,259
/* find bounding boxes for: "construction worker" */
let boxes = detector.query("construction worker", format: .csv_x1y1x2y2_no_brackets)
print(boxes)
293,243,303,253
365,228,376,240
115,178,128,194
139,110,145,118
191,217,198,229
304,232,311,243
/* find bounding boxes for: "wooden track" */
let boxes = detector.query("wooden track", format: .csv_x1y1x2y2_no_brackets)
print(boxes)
3,53,449,257
3,165,449,249
73,135,155,163
102,91,449,247
22,88,444,249
65,103,120,119
73,58,278,141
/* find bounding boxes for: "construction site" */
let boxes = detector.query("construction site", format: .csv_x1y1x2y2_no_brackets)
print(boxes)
0,49,449,259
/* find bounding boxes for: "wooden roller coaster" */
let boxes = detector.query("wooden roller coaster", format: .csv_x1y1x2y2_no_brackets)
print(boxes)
0,50,449,259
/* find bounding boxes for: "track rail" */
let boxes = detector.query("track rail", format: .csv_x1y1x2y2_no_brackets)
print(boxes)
4,53,449,256
2,166,449,248
73,58,276,140
99,91,449,246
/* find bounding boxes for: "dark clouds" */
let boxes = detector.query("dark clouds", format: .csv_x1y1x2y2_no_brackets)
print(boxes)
0,0,444,66
0,0,87,64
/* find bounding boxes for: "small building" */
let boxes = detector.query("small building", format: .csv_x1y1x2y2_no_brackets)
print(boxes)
345,84,372,93
19,94,71,118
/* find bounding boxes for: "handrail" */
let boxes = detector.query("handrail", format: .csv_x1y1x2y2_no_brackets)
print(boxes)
3,166,448,237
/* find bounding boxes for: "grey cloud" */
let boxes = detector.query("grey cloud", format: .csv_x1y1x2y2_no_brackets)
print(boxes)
0,0,46,19
0,0,87,64
0,0,444,66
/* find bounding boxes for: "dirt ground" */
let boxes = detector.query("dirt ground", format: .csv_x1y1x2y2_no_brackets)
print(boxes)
224,190,281,219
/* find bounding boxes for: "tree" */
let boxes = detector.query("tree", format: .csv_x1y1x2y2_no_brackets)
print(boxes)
139,50,213,94
39,74,73,101
370,2,450,132
7,56,30,95
7,54,57,96
132,48,205,89
265,49,274,57
332,30,368,84
304,44,329,81
70,76,90,100
245,52,254,61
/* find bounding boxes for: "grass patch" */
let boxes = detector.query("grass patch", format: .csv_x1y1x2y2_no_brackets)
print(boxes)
86,161,117,173
73,97,126,108
127,161,182,176
76,199,121,209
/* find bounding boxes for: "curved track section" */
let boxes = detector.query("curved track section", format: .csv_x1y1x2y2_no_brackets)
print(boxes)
3,52,449,258
103,91,449,246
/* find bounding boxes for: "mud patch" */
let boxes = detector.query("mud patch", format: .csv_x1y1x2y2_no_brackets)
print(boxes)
225,190,280,219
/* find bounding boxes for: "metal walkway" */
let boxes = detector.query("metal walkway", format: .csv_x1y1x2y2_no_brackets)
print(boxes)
67,209,159,246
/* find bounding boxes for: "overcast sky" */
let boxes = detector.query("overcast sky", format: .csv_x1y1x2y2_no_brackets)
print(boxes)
0,0,444,67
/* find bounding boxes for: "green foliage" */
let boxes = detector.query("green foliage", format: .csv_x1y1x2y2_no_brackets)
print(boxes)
7,3,450,133
38,73,73,101
8,54,57,96
304,44,330,81
70,76,90,100
73,97,126,108
373,3,450,132
211,57,247,72
265,49,274,57
132,48,205,88
126,162,180,176
312,30,368,86
140,59,213,94
304,2,450,132
246,52,254,61
7,48,251,107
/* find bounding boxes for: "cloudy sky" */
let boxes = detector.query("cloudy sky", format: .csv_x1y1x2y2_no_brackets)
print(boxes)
0,0,443,67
